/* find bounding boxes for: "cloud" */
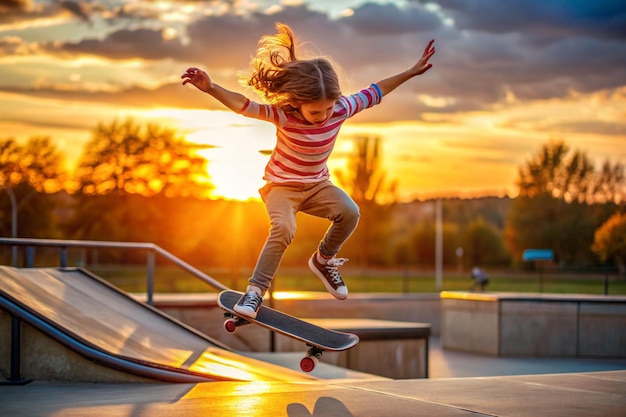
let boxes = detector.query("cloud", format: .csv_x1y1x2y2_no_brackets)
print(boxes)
0,0,49,25
342,2,442,35
0,81,214,109
48,27,188,61
59,1,91,23
1,1,625,122
424,0,626,40
0,35,40,55
0,0,30,12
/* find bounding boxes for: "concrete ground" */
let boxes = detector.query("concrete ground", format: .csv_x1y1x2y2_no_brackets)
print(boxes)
2,339,625,417
2,371,625,417
428,337,626,378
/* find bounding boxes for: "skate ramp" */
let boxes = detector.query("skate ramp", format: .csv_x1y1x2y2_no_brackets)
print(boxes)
0,266,314,383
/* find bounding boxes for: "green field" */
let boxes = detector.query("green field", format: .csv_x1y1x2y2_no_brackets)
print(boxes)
90,266,626,296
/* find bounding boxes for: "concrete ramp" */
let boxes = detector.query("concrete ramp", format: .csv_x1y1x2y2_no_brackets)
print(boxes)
0,266,315,383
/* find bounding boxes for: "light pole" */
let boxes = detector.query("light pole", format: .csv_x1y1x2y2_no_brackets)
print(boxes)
435,198,442,290
2,184,17,266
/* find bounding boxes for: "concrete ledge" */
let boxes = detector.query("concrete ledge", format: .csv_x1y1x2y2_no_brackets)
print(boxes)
276,318,431,379
272,292,441,334
441,291,626,358
304,318,431,341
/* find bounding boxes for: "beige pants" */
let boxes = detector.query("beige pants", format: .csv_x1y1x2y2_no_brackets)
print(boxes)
249,180,360,292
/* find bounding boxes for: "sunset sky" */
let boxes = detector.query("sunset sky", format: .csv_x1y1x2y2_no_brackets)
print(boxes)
1,0,624,201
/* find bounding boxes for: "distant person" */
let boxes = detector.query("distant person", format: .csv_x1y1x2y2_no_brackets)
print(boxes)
181,22,436,318
470,266,489,291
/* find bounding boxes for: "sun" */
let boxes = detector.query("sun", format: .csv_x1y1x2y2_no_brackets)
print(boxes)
140,108,276,201
192,131,270,201
204,147,266,201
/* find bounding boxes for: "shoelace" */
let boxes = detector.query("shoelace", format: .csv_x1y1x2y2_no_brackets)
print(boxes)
326,257,348,267
325,257,348,285
241,292,262,309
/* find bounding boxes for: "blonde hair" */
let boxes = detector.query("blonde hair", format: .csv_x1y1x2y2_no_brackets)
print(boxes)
247,23,341,110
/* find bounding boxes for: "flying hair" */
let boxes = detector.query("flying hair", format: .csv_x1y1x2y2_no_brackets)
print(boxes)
246,23,341,110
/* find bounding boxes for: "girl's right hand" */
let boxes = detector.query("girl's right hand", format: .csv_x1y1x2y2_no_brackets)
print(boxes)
181,67,212,92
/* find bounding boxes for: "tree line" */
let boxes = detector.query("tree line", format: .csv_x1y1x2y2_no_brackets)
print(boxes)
1,118,625,275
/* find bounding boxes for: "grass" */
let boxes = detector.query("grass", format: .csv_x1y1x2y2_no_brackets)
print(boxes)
88,265,626,296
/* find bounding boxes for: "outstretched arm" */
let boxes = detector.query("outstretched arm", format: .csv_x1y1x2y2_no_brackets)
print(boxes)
376,39,435,96
181,67,248,112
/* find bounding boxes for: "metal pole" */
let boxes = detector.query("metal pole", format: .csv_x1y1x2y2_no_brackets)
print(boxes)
26,246,35,267
435,198,443,290
10,316,21,381
0,316,33,385
60,247,68,268
146,250,155,305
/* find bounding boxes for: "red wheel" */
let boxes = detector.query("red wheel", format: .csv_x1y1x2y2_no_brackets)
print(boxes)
300,356,318,373
224,318,238,334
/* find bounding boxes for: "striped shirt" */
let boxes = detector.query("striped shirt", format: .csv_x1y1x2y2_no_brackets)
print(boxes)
239,84,382,183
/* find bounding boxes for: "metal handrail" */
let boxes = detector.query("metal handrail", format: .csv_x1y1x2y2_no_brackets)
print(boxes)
0,237,228,304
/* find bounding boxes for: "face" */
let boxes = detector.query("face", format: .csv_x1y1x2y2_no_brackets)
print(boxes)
298,99,336,125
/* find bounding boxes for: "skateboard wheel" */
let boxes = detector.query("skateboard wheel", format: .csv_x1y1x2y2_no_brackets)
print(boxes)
224,318,238,334
300,356,318,373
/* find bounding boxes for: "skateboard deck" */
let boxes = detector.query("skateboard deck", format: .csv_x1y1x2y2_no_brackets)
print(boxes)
218,290,359,372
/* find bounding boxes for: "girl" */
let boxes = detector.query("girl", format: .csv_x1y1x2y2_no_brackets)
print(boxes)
182,23,435,318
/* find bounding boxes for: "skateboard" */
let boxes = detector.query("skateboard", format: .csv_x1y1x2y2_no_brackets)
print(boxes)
217,290,359,372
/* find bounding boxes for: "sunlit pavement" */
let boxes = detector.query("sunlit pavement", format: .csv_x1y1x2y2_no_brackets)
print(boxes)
2,340,625,417
2,371,625,416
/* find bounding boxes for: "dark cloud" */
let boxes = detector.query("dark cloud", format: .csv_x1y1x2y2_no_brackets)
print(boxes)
521,37,626,96
422,0,626,40
0,0,48,24
184,13,275,67
38,27,194,61
0,81,234,111
0,0,29,9
59,0,91,23
0,0,109,25
342,2,442,35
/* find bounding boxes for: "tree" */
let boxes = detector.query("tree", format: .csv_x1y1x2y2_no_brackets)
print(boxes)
505,140,624,266
0,137,65,238
335,135,397,205
66,118,214,246
592,212,626,275
516,139,624,204
593,160,626,204
462,218,510,267
0,136,65,192
74,118,212,198
334,135,397,266
410,220,458,267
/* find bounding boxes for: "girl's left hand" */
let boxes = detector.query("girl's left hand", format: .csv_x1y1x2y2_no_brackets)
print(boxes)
413,39,436,75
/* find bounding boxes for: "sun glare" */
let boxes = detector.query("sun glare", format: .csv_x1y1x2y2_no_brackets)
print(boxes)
136,108,277,201
202,146,266,201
